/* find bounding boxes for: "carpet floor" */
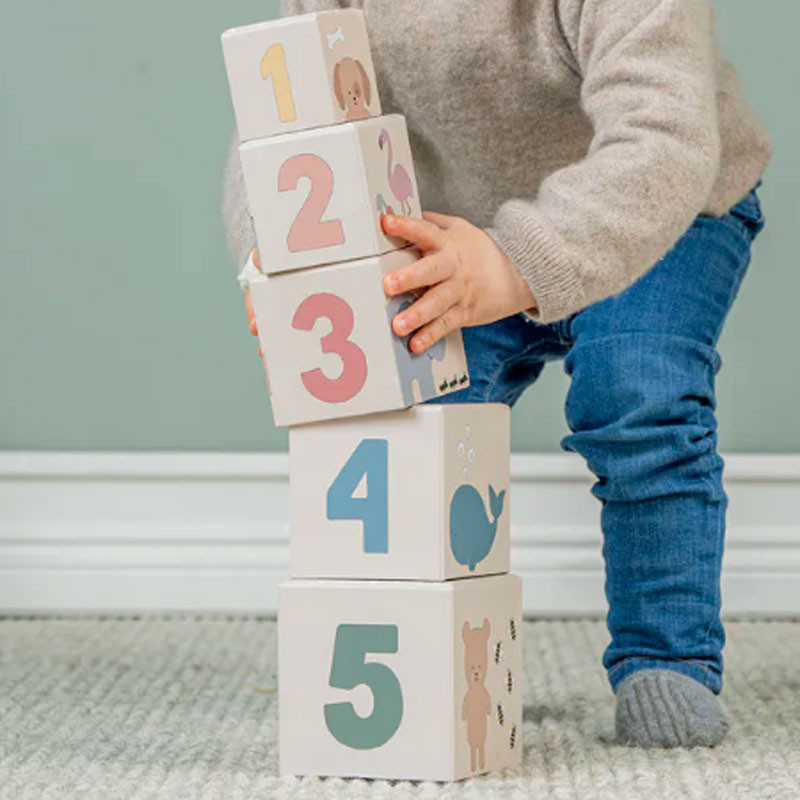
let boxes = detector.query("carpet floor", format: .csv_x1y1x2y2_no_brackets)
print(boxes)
0,618,798,800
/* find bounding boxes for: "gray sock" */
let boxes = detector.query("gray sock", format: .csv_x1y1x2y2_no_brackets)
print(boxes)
615,669,729,748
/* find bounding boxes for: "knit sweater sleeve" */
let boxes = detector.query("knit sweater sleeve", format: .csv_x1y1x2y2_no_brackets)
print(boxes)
221,131,255,276
282,0,362,11
486,0,721,323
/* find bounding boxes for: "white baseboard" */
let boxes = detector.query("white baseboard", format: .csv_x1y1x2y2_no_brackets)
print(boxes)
1,452,799,616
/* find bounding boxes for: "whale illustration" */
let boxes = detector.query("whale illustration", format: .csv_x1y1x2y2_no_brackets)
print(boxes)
449,484,506,571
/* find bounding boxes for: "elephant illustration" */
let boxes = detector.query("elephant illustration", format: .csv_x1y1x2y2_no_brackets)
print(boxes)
387,293,446,405
450,484,506,571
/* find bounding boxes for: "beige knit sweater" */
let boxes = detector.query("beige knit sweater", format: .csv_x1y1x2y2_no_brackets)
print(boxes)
222,0,771,323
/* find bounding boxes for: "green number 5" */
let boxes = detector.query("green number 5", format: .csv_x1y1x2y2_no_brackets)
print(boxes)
324,624,403,750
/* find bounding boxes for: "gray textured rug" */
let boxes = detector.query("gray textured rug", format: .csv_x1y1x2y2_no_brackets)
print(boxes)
0,618,798,799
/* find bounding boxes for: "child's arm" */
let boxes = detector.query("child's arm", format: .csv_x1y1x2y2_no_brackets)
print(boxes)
222,131,255,279
281,0,362,14
385,0,727,350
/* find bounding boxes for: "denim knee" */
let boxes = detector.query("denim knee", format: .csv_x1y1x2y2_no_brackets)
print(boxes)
561,331,725,503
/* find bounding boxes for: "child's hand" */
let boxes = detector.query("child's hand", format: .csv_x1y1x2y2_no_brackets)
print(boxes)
244,248,262,356
381,212,537,354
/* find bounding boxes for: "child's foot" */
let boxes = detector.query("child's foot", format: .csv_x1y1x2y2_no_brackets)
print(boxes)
615,669,729,748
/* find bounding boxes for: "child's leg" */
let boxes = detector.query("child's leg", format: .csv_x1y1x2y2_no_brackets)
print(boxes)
427,312,569,406
561,189,764,745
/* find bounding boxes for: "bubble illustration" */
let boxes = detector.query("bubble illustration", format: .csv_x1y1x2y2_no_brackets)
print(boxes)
456,425,477,478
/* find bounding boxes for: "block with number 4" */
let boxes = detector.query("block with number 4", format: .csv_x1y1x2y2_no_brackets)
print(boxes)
222,10,381,142
279,574,522,781
240,114,421,274
248,247,469,426
290,404,510,580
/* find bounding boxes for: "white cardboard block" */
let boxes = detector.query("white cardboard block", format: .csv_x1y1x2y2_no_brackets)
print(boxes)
239,114,420,274
248,248,469,426
290,404,510,580
279,575,523,781
222,10,381,142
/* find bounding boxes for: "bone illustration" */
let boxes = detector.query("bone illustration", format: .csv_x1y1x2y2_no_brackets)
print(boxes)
461,619,492,772
449,484,506,571
326,25,346,49
378,129,414,215
333,57,372,120
386,294,445,405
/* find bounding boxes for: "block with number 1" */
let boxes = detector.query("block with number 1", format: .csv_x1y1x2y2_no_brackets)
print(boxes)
222,10,382,142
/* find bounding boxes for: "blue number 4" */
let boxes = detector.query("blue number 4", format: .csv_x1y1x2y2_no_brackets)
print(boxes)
327,439,388,553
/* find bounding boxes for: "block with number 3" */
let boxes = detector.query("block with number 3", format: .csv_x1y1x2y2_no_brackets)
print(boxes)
240,114,421,274
279,574,522,781
222,10,381,142
248,247,469,426
290,404,510,580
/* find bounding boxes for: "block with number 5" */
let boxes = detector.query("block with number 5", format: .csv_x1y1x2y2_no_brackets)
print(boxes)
279,574,523,781
290,404,510,580
248,247,469,426
239,114,421,274
222,10,381,143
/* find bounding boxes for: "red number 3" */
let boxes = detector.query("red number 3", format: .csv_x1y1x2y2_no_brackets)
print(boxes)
292,293,368,403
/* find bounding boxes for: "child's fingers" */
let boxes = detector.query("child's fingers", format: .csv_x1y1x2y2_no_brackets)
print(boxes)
393,282,459,337
382,214,445,251
422,210,458,229
409,305,465,354
244,267,262,356
244,290,259,337
384,252,454,296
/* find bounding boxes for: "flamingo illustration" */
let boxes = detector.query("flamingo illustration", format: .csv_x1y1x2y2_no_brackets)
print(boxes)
378,129,414,216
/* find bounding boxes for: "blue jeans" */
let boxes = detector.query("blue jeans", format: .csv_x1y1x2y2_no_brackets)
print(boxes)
432,188,765,694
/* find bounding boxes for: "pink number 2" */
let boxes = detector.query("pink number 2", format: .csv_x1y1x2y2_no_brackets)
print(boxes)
278,154,345,253
292,293,368,403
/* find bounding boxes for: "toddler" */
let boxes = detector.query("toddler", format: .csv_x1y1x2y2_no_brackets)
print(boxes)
223,0,771,748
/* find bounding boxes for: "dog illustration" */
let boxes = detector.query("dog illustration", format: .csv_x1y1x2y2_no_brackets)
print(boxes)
333,57,372,121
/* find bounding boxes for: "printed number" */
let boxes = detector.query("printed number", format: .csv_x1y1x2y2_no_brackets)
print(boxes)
278,154,345,252
261,44,297,123
324,624,403,750
327,439,388,553
292,293,367,403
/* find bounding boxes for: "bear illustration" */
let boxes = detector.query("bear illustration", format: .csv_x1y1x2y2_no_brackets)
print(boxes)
461,618,492,772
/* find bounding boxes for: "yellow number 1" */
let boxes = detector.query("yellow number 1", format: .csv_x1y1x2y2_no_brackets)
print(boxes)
261,44,297,123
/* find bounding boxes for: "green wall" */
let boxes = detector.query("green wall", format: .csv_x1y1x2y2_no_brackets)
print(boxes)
1,1,797,452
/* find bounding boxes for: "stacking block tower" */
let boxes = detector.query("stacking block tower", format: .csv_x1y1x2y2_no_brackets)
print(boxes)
222,10,522,781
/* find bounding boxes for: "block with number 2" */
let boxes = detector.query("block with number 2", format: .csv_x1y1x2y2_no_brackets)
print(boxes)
248,247,469,427
290,404,510,580
279,575,522,781
240,114,421,274
222,10,382,142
